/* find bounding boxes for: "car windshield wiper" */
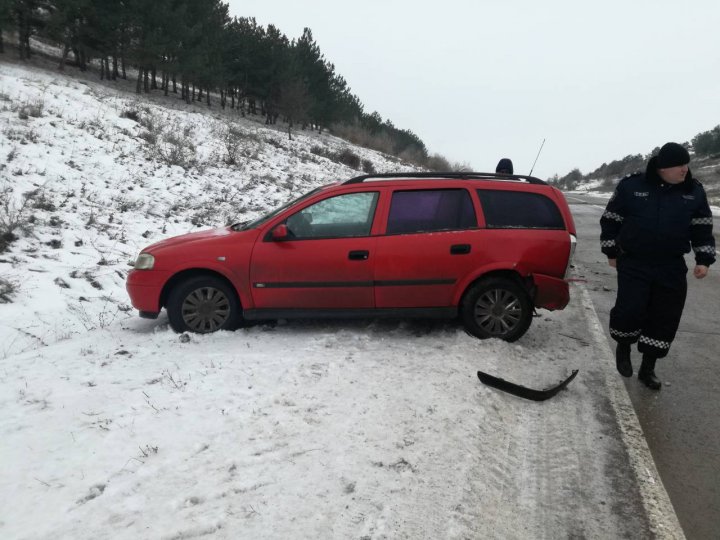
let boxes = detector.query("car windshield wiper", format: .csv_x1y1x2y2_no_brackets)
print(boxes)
231,221,249,231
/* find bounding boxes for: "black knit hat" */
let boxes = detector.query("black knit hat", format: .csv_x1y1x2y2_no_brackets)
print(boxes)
496,158,513,174
656,142,690,169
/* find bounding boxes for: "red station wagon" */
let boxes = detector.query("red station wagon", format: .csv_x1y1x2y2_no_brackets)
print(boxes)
127,172,577,341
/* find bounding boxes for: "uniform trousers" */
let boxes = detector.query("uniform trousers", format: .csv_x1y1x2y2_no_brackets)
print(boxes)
609,255,687,359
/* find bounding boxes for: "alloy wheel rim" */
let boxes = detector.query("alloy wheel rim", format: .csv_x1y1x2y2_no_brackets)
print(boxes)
473,288,522,336
181,286,230,333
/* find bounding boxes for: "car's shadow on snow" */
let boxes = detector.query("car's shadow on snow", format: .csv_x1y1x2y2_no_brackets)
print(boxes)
265,317,463,337
121,313,464,339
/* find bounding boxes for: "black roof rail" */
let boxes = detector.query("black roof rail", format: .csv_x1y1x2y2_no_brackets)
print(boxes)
342,171,548,186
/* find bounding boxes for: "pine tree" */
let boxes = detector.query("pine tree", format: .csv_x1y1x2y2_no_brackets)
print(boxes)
223,17,265,113
0,0,13,53
259,24,290,123
13,0,42,59
124,0,167,91
277,46,310,139
45,0,90,70
294,28,331,131
692,126,720,157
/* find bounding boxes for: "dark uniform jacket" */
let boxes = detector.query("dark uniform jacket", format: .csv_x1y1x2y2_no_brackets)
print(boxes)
600,157,716,267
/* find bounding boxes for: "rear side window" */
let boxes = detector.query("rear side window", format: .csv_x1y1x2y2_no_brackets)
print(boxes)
477,190,565,229
386,189,477,234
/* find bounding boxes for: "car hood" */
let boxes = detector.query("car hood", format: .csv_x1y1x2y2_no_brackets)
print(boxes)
142,226,248,253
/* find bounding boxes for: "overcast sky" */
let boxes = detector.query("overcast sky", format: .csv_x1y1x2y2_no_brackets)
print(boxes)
226,0,720,179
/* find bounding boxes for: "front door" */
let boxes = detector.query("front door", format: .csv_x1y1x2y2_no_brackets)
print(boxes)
250,191,379,309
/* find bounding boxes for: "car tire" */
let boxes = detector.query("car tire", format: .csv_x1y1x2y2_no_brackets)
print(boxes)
167,275,242,334
461,277,533,342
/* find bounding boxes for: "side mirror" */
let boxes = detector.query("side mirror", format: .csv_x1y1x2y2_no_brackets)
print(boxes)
271,223,289,241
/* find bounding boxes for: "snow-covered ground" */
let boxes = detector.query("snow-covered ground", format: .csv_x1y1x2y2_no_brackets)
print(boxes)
0,60,683,538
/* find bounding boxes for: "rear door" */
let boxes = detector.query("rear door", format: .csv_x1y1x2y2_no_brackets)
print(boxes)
475,188,571,277
250,191,379,309
373,188,479,307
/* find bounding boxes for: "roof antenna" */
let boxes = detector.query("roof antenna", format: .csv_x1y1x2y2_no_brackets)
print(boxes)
528,138,546,177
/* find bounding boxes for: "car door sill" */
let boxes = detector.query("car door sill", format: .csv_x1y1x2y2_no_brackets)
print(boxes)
243,307,458,320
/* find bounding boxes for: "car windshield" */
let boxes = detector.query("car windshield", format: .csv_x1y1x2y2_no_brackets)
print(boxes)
231,186,326,231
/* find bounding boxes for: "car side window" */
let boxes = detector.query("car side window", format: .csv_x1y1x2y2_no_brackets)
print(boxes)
386,189,477,235
285,192,379,239
476,190,565,229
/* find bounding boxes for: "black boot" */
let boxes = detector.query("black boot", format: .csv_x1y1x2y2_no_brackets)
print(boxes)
638,355,661,390
615,343,632,377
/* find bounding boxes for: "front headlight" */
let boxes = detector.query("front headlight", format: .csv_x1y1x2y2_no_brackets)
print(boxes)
134,253,155,270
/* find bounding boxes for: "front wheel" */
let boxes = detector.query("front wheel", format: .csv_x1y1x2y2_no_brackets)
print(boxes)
461,278,533,342
166,275,241,333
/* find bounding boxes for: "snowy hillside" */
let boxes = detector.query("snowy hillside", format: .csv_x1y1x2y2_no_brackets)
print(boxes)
0,61,681,539
0,61,412,357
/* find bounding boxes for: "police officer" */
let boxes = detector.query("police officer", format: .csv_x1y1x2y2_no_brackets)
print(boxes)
600,142,715,390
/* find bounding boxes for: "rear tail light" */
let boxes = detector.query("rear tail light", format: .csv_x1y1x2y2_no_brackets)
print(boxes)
564,234,577,279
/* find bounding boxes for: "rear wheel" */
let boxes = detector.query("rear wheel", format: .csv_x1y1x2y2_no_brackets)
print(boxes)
461,277,533,342
167,275,241,333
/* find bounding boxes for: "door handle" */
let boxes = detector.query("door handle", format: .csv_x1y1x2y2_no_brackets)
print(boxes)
348,250,370,260
450,244,471,255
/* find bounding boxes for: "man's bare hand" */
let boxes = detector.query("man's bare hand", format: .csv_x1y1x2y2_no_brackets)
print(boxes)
608,258,617,268
694,265,709,279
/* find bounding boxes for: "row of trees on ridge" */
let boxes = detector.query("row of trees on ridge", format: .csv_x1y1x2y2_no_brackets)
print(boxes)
0,0,428,159
551,125,720,190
